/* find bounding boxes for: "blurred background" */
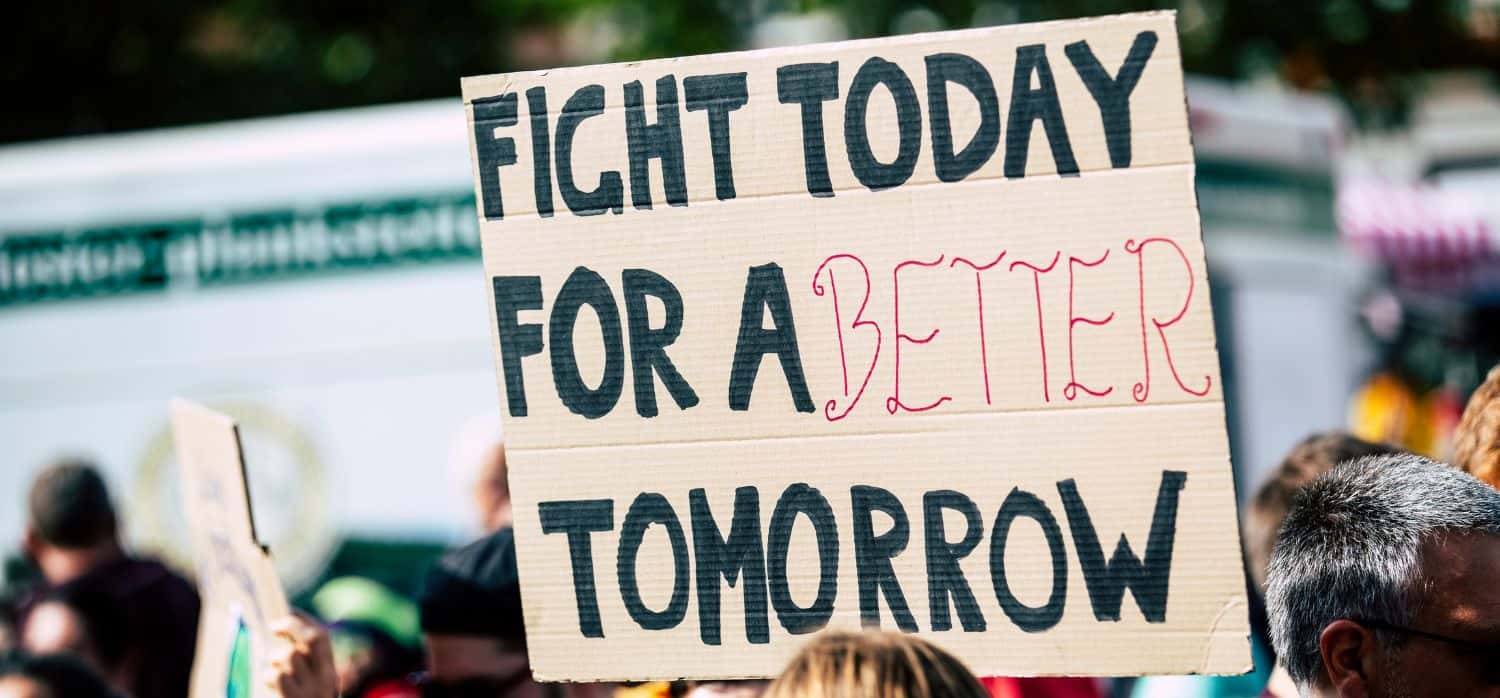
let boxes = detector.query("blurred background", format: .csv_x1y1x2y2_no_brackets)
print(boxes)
3,0,1499,610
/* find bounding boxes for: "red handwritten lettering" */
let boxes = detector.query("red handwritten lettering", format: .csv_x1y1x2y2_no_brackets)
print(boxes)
1124,237,1211,402
813,254,882,421
886,255,951,414
1008,252,1062,403
950,253,1006,405
1062,250,1115,401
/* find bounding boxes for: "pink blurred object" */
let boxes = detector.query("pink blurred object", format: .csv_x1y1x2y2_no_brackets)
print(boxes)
979,676,1104,698
1338,177,1500,292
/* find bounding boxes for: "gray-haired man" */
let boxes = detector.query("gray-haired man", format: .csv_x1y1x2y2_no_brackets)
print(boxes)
1266,453,1500,697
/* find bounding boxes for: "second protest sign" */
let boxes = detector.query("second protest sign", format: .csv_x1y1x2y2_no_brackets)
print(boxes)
463,10,1250,680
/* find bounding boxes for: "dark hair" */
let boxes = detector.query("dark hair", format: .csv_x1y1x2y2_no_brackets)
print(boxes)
40,586,131,672
1266,454,1500,687
0,651,120,698
1454,363,1500,490
1243,432,1401,590
418,527,526,651
27,460,117,549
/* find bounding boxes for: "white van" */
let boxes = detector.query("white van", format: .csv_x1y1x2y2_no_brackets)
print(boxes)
0,99,499,590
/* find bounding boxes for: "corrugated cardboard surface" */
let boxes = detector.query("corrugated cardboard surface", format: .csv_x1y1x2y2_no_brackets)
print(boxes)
463,11,1250,680
171,399,291,698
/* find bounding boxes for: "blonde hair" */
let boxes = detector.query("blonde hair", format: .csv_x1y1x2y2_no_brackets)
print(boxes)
766,632,987,698
1455,363,1500,491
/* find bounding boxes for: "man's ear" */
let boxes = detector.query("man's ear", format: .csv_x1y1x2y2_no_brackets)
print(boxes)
22,526,42,559
1319,619,1375,698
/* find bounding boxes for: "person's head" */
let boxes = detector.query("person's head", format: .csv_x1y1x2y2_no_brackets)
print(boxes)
687,680,769,698
1266,453,1500,697
1454,363,1500,491
417,527,531,698
0,652,118,698
21,461,120,584
322,621,421,697
311,576,422,695
1244,432,1402,590
765,631,987,698
472,441,512,532
20,588,131,695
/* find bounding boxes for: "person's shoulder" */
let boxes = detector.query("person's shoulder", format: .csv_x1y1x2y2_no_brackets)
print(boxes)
132,556,201,603
87,556,200,606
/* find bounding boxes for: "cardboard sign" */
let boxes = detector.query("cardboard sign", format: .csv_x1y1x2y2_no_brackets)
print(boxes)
170,399,291,698
462,11,1250,680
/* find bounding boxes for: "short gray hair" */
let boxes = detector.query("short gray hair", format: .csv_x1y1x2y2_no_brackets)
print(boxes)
1265,453,1500,686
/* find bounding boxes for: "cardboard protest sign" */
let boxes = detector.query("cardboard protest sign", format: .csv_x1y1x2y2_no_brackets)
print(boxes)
462,11,1250,680
170,399,291,698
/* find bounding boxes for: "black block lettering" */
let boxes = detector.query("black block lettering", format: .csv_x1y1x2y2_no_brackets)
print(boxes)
690,486,769,645
851,485,917,631
624,75,688,210
525,87,555,217
492,276,545,417
767,483,838,634
990,488,1067,632
617,492,690,630
473,93,518,220
1065,32,1158,169
556,85,625,215
776,62,840,197
925,53,1000,183
729,263,814,413
623,268,698,417
924,490,986,632
1005,45,1079,178
1057,470,1185,623
539,499,615,638
550,267,625,418
845,57,922,191
684,73,749,201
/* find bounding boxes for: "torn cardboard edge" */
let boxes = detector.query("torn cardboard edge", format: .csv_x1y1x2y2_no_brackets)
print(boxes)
170,398,292,698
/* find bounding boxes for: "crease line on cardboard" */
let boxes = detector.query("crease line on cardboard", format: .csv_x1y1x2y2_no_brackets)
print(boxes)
508,398,1225,453
473,161,1197,226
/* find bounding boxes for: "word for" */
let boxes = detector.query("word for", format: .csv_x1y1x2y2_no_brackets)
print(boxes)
490,238,1208,420
539,470,1186,643
473,32,1158,218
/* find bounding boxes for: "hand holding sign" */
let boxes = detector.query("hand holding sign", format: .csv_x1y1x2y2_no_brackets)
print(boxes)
263,615,337,698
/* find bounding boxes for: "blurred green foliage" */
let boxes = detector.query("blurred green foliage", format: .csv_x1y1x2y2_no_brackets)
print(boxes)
3,0,1496,143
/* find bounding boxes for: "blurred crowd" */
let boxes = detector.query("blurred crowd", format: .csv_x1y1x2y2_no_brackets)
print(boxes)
3,363,1500,698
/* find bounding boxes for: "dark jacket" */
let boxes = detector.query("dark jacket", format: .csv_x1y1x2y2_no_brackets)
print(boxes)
22,556,201,698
